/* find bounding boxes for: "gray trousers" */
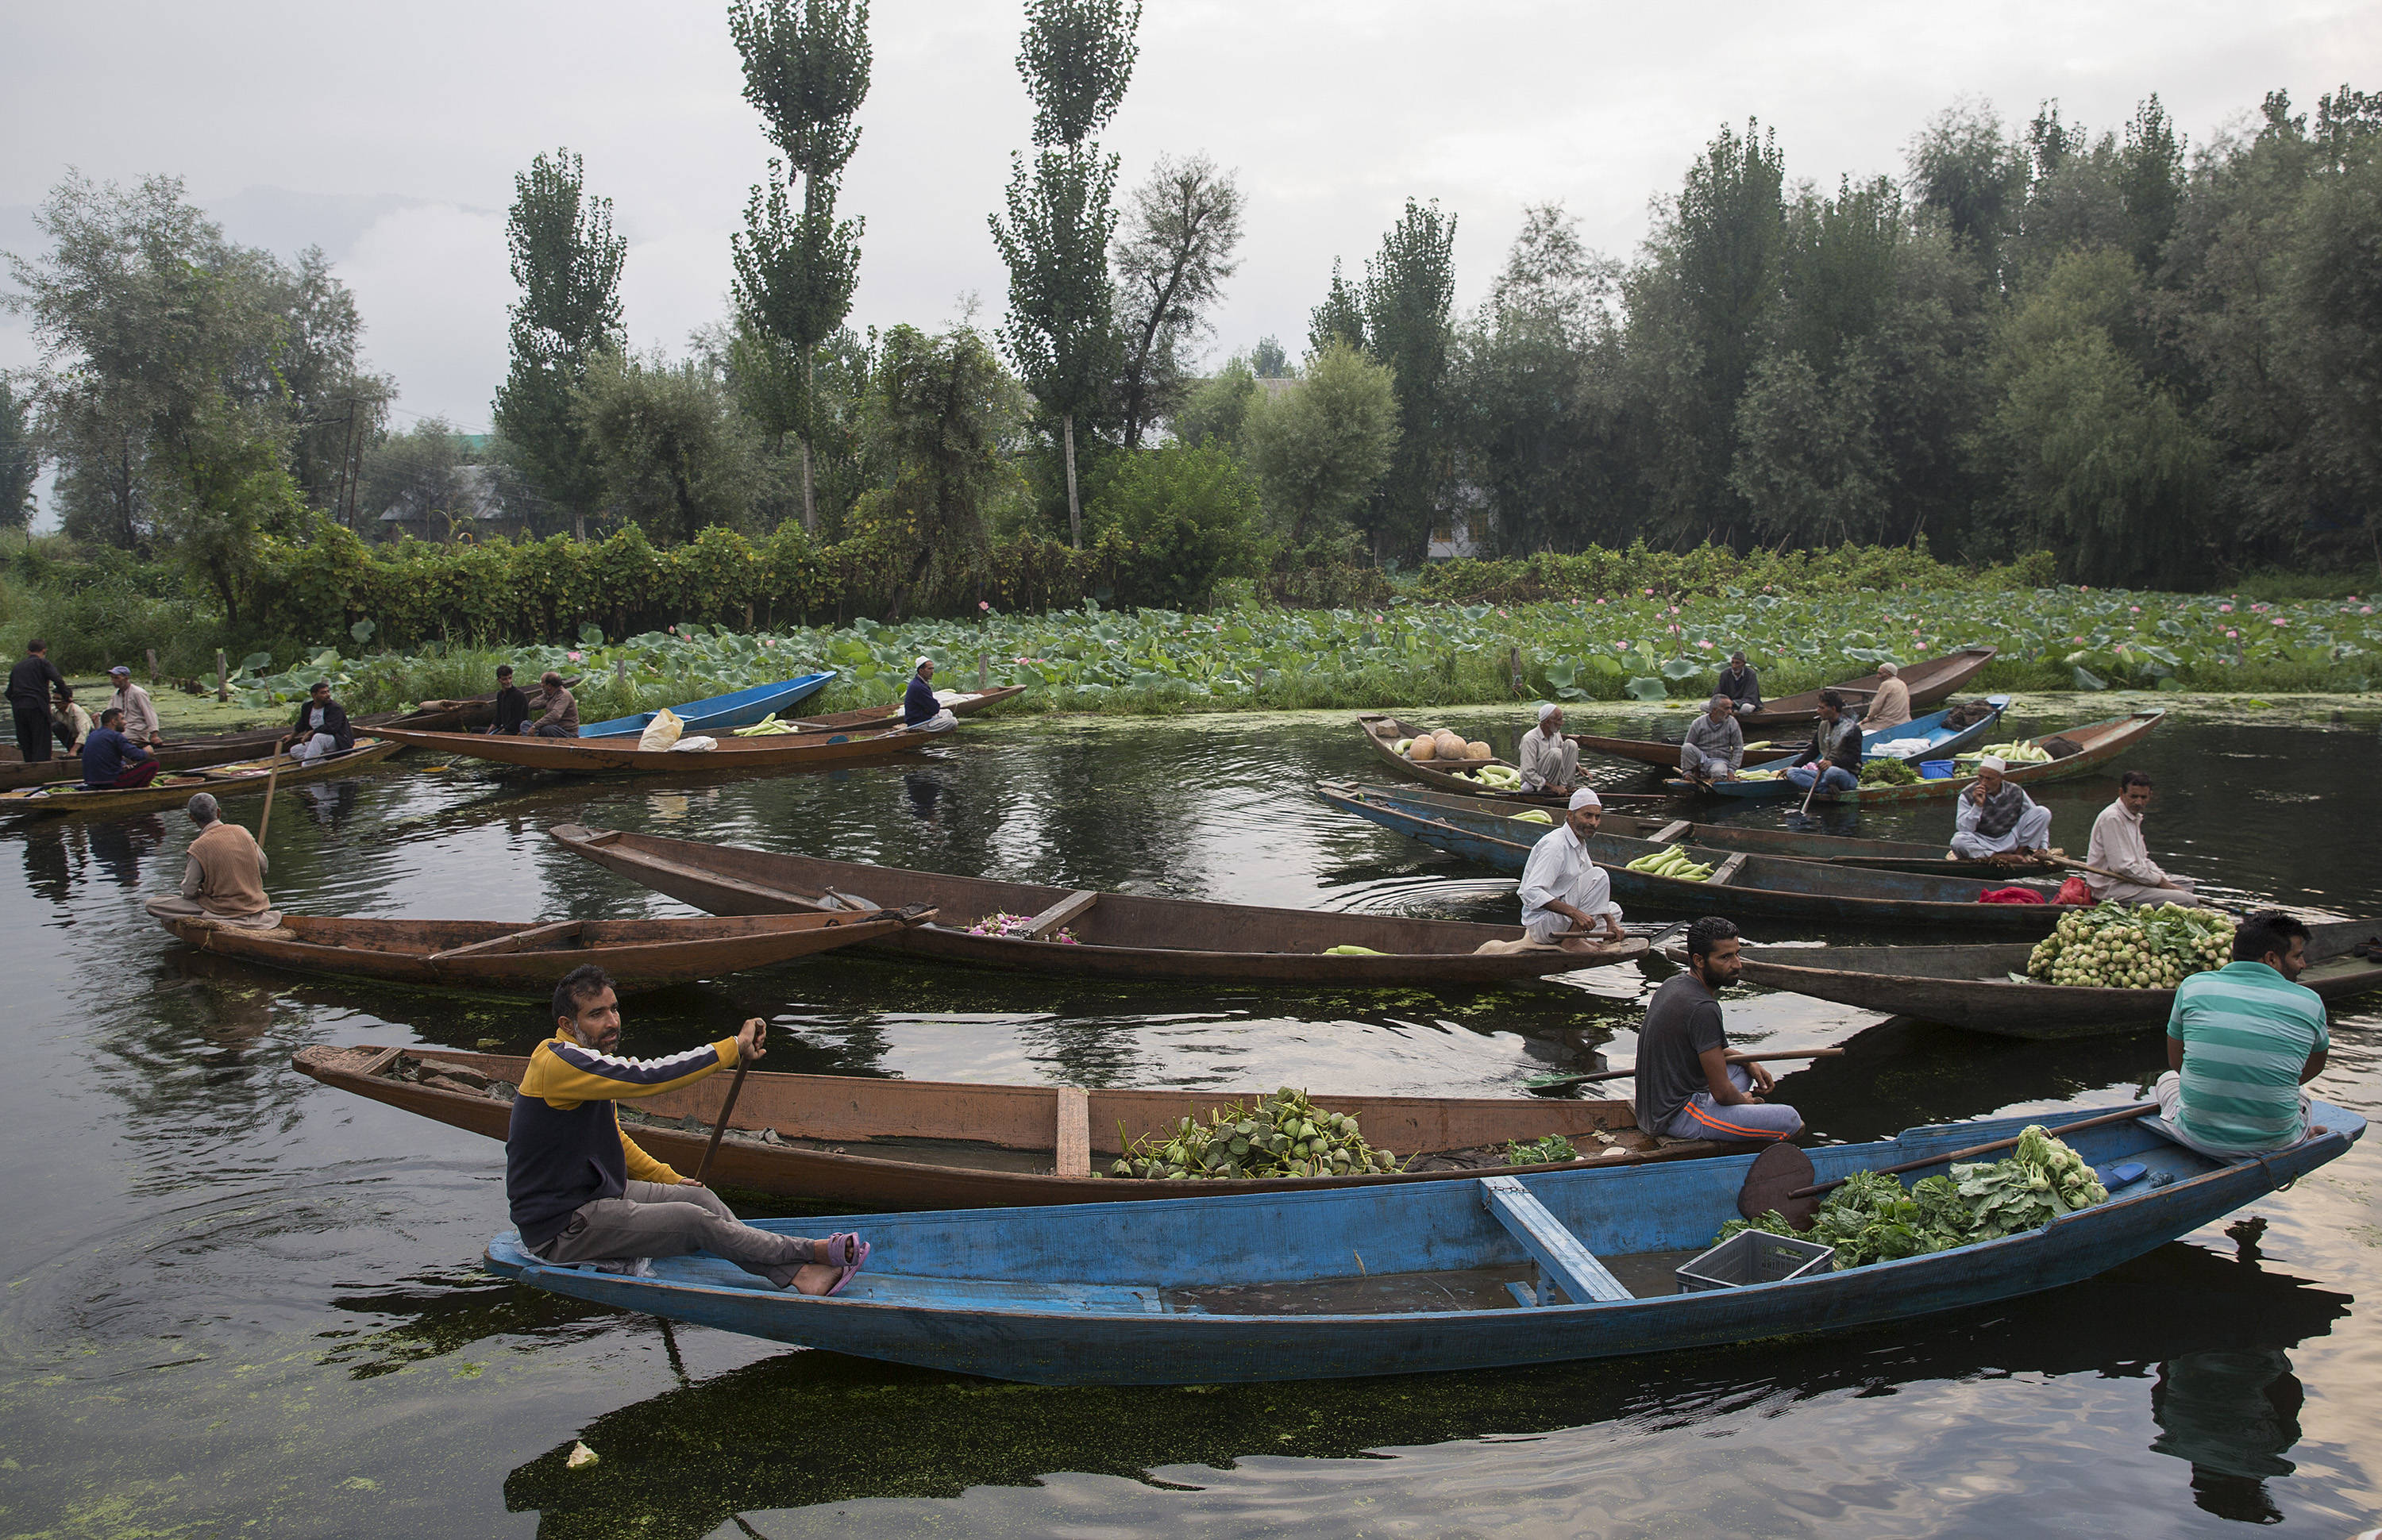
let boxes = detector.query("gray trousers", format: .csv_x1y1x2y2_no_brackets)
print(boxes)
534,1180,817,1286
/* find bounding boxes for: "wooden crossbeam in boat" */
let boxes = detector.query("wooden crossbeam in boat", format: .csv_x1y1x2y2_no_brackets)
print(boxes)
1707,853,1749,887
1024,891,1099,940
1478,1174,1631,1305
1652,820,1692,843
427,920,584,963
1054,1087,1092,1177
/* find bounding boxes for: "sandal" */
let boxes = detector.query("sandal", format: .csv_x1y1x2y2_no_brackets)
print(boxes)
823,1232,870,1296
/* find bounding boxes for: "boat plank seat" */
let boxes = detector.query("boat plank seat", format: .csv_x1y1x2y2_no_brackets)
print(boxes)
1055,1087,1092,1176
1026,891,1099,939
1478,1174,1631,1306
426,920,584,962
1708,853,1749,887
1652,820,1691,843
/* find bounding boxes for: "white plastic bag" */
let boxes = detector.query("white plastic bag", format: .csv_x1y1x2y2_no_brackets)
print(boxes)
668,735,718,753
637,708,685,752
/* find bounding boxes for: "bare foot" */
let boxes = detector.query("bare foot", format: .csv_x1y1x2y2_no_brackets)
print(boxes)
789,1262,842,1296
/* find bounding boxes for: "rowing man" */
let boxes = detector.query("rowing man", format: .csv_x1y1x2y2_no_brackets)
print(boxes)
1634,917,1803,1144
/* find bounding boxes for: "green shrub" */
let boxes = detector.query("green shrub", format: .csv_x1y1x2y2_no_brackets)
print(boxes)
1090,440,1262,609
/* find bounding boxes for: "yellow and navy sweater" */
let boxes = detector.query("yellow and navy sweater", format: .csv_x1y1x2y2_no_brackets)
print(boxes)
505,1033,738,1248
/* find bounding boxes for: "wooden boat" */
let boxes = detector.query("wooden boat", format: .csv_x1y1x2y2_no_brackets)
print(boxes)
581,670,834,739
1794,711,2164,807
1355,715,1665,807
371,722,934,775
156,907,923,991
296,1044,1733,1210
481,1099,2365,1385
1567,731,1801,771
1716,920,2382,1038
0,739,402,820
0,698,488,792
789,683,1028,733
549,823,1650,984
1594,698,2008,789
1323,780,2061,876
1736,646,1997,730
1671,699,2014,800
1314,785,2076,932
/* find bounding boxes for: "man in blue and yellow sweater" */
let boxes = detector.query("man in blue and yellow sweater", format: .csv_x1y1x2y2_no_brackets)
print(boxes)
507,965,865,1293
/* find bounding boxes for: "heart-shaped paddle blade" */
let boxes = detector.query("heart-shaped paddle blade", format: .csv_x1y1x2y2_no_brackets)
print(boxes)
1737,1142,1821,1230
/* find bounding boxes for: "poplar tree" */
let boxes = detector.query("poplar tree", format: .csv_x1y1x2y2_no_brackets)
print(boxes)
491,150,626,539
727,0,872,534
989,0,1141,547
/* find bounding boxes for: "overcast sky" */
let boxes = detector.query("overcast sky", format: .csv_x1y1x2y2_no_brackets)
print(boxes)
5,0,2377,441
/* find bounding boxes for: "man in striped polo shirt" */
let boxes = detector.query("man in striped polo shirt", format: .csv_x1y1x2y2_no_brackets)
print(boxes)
2156,911,2330,1157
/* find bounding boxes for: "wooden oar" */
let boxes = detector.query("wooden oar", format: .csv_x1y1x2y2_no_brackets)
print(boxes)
256,750,283,843
1737,1101,2157,1227
1524,1048,1843,1092
692,1023,762,1185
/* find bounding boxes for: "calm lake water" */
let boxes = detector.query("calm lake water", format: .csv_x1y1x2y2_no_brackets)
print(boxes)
2,697,2376,1539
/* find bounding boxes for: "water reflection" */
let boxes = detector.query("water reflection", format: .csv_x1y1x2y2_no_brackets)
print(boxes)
2151,1349,2303,1524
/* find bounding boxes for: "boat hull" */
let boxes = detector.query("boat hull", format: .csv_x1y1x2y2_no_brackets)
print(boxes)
580,671,835,739
1738,647,1996,730
789,684,1028,733
1803,711,2163,805
0,739,402,819
1356,714,1661,806
373,723,933,774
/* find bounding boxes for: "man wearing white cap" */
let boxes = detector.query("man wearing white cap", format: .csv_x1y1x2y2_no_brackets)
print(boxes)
1517,787,1625,947
1952,755,2052,860
1517,703,1578,794
1864,661,1912,731
902,656,957,733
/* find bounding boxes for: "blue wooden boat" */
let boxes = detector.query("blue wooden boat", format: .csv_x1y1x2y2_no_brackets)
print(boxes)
580,671,836,739
483,1101,2363,1385
1669,697,2009,801
1313,783,2076,931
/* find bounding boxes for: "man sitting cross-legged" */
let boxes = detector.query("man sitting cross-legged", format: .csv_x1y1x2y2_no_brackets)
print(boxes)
507,965,867,1294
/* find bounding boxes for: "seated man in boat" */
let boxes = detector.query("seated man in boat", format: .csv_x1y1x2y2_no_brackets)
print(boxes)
287,681,354,764
1679,695,1744,785
1952,756,2052,861
1517,787,1623,949
2086,771,2199,907
903,656,957,732
106,664,162,746
509,965,865,1295
1864,662,1912,731
489,664,533,736
2153,910,2329,1157
50,695,93,754
531,672,580,737
1717,651,1761,717
143,792,279,928
78,707,160,788
1634,916,1803,1145
1517,703,1578,794
1783,691,1860,793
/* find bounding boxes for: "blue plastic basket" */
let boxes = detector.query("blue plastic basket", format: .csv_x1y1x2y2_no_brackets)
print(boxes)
1919,759,1955,780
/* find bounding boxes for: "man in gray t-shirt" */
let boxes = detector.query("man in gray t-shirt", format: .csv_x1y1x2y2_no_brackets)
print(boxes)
1634,918,1803,1143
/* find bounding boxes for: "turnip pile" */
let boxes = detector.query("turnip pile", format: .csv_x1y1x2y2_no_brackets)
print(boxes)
1104,1088,1404,1180
2027,902,2234,988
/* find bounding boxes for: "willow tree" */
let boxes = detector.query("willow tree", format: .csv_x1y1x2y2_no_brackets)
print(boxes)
728,0,873,534
989,0,1140,547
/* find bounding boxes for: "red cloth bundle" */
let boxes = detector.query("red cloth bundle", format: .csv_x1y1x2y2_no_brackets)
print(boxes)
2053,876,2093,907
1977,886,2046,905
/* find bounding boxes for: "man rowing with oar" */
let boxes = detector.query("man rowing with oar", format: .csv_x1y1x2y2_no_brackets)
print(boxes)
1634,918,1804,1144
507,965,866,1295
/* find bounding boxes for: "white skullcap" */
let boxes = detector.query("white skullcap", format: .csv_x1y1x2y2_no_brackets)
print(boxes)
1977,755,2007,772
914,656,934,669
1536,702,1559,722
1879,661,1900,676
1567,787,1602,810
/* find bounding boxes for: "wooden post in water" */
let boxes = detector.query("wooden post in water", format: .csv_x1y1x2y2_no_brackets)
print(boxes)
145,649,159,683
215,649,228,702
615,659,627,691
977,653,987,691
1508,647,1523,697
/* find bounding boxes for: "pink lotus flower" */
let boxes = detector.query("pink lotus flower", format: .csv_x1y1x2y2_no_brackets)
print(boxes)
2226,629,2238,639
1668,605,1680,615
2219,603,2234,613
668,626,677,633
1615,641,1629,651
1596,598,1607,605
1914,645,1928,653
979,600,990,611
2072,636,2084,643
2129,606,2141,613
1698,639,1714,649
567,650,583,662
1643,588,1654,596
2272,617,2288,626
2362,606,2375,614
1497,609,1509,618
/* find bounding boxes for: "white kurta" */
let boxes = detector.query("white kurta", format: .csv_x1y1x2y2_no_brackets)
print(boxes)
2085,800,2195,903
1518,822,1622,941
1952,787,2052,857
1517,726,1578,791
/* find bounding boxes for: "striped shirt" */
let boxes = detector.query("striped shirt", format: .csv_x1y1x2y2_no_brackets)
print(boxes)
2166,961,2328,1154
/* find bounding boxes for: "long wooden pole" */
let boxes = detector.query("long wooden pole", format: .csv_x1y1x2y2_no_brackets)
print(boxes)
257,745,283,843
693,1053,755,1185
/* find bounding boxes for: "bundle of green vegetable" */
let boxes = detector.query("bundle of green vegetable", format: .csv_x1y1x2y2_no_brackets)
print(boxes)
2026,901,2232,988
1859,758,1919,785
1625,845,1713,881
1104,1088,1403,1180
732,713,801,737
1503,1134,1578,1166
1722,1124,2109,1267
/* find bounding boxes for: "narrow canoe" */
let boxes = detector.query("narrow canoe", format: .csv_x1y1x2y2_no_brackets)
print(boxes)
370,723,934,775
580,671,836,739
1795,710,2164,807
1671,698,2012,800
1715,919,2382,1038
482,1099,2365,1385
1737,646,1997,730
1356,715,1665,807
0,739,402,820
788,683,1029,733
295,1045,1732,1210
0,699,484,791
548,822,1651,984
1314,785,2077,932
156,908,923,991
1321,780,2062,876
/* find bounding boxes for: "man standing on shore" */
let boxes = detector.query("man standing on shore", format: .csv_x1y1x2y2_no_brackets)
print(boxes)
1634,917,1803,1144
8,639,71,762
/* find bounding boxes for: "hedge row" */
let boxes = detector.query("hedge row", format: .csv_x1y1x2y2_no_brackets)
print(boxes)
1411,543,2062,604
